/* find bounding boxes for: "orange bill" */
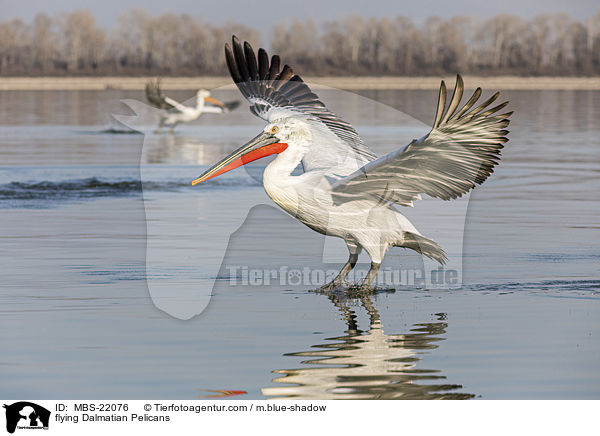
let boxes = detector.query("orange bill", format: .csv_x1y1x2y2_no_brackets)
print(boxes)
192,131,287,185
204,96,226,107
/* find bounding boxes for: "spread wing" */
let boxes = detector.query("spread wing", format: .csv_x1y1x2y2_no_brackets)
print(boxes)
331,75,512,207
225,36,376,172
145,79,177,111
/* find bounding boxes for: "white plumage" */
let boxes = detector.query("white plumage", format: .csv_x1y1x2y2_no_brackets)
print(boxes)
193,37,512,290
145,79,240,132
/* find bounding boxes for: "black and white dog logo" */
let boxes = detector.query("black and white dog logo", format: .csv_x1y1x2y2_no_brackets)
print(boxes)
3,402,50,434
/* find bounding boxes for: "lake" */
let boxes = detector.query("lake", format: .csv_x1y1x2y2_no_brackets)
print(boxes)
0,87,598,399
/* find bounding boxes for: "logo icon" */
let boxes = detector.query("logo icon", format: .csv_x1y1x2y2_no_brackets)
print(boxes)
3,402,50,434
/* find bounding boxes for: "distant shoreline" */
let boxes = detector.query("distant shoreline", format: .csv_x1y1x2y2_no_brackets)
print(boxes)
1,76,599,91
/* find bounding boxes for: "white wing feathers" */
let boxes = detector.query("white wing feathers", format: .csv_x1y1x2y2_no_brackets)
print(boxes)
225,36,377,173
331,75,512,207
163,96,188,113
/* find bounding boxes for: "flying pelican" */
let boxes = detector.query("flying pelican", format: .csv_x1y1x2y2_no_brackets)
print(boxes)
145,79,240,132
192,36,512,291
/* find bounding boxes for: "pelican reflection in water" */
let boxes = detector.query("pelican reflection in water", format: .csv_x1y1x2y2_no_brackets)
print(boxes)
262,292,474,400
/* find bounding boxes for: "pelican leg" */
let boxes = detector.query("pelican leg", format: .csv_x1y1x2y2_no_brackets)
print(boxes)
358,262,381,291
318,245,361,291
334,252,360,284
168,122,179,133
154,118,165,134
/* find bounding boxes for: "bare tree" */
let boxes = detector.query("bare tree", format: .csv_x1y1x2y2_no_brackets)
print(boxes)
58,10,106,72
0,19,30,73
272,19,319,72
0,9,599,76
31,14,55,73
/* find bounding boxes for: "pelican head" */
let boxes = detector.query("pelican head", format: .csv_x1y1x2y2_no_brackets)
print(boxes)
192,117,311,185
197,89,210,98
266,117,312,148
196,89,226,109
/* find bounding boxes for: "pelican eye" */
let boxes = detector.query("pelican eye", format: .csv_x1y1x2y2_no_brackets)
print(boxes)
270,126,279,134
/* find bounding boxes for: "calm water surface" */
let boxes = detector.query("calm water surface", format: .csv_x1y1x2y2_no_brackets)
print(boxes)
0,88,598,399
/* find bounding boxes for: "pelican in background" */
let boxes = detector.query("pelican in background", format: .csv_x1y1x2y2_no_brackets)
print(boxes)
145,79,240,132
193,36,512,291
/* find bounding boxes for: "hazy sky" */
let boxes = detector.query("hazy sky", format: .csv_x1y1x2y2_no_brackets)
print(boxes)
3,0,598,28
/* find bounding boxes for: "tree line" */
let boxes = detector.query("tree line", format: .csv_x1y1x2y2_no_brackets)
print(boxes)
1,9,599,76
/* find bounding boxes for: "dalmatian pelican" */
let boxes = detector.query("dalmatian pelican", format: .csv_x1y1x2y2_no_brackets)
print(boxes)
145,79,240,132
192,36,512,290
